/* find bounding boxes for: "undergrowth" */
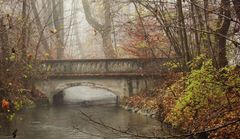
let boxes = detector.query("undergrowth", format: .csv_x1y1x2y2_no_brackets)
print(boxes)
123,55,240,138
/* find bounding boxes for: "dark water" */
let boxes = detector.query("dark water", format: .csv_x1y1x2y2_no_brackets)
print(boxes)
0,105,175,139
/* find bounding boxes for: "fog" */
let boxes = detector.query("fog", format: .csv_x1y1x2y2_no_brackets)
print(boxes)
63,0,104,58
61,0,135,59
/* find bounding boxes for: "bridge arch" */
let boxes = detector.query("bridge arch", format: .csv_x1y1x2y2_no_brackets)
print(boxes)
36,79,129,104
52,82,118,105
54,82,120,96
35,77,155,105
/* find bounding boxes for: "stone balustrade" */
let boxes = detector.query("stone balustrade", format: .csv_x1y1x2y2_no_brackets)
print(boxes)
41,58,174,77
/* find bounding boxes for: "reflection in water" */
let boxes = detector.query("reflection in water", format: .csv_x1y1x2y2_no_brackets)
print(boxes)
0,87,176,138
54,86,117,105
0,105,174,139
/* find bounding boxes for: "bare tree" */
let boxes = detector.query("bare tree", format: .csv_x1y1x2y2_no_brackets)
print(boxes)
0,18,9,59
233,0,240,22
52,0,65,59
232,0,240,66
132,0,240,68
31,0,52,59
72,0,84,58
215,0,231,67
21,0,27,59
177,0,191,63
82,0,116,58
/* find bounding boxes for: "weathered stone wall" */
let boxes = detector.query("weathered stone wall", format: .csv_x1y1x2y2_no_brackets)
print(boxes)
41,58,172,76
35,77,158,104
36,58,172,104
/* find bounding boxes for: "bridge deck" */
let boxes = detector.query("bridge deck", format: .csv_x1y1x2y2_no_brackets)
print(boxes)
41,58,178,78
46,73,170,79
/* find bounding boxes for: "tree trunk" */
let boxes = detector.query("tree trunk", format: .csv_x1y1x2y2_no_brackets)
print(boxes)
102,0,116,58
102,31,116,58
204,0,219,66
216,0,231,68
0,18,9,59
190,0,200,56
21,0,27,59
233,0,240,66
82,0,116,58
177,0,191,63
52,0,64,59
233,0,240,21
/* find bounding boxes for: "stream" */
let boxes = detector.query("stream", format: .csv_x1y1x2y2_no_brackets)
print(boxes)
0,86,176,139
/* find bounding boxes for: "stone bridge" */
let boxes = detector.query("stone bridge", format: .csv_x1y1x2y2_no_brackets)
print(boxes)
35,58,174,104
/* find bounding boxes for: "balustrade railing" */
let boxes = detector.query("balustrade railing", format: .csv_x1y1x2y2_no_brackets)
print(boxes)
41,58,175,76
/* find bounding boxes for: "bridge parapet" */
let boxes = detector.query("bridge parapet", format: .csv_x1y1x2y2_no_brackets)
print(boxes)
41,58,175,77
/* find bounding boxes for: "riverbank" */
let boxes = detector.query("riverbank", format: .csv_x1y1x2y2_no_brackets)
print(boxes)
119,89,165,121
120,103,158,118
120,65,240,139
120,72,181,119
0,87,49,120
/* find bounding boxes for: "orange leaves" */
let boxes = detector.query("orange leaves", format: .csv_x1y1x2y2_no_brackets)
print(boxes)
27,54,32,61
2,99,9,110
124,91,160,112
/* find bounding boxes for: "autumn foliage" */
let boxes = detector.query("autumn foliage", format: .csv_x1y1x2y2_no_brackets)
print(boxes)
1,99,9,110
121,17,171,58
123,56,240,138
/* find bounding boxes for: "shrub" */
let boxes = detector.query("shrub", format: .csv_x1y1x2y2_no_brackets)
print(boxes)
165,55,240,135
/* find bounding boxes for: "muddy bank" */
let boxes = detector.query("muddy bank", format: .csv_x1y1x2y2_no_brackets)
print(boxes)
120,104,158,118
31,88,49,106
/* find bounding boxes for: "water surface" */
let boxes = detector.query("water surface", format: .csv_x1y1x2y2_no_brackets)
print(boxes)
0,105,174,139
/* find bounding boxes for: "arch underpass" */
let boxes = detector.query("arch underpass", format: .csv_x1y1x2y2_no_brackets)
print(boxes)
53,86,117,105
35,58,175,104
